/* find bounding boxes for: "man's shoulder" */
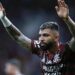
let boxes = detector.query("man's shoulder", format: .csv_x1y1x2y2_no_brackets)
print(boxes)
31,40,40,54
59,42,70,50
60,42,75,56
58,42,72,56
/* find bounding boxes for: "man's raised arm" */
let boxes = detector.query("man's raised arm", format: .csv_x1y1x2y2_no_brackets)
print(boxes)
0,2,32,49
55,0,75,51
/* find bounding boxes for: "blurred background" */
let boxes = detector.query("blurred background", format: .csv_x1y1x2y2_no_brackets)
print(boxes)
0,0,75,75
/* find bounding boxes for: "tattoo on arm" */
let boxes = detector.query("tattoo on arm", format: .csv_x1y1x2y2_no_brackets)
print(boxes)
5,25,31,49
6,25,21,40
64,16,75,38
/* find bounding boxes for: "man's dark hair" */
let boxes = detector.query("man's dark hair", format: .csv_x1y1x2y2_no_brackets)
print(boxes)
5,59,21,69
40,22,59,31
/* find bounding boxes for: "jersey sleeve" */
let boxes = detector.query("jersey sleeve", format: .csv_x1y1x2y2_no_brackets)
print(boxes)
31,40,40,54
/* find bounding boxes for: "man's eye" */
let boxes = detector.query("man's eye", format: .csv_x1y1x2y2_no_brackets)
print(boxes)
43,34,49,37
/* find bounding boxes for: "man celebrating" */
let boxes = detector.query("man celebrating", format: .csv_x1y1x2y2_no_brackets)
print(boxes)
0,0,75,75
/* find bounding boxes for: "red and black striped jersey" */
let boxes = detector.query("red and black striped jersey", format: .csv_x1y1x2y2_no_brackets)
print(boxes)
31,40,75,75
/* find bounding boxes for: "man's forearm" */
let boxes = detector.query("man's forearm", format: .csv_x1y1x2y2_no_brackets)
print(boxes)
1,16,22,40
0,16,32,49
0,3,31,50
64,16,75,38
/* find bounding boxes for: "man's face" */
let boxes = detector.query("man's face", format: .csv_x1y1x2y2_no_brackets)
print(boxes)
38,28,59,50
5,63,17,75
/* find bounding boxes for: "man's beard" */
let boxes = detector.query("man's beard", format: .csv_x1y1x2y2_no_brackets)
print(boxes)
39,41,55,51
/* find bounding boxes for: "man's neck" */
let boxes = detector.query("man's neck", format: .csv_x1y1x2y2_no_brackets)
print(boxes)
48,42,59,54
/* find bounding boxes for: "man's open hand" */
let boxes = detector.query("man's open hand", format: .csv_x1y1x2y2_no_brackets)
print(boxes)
55,0,69,20
0,2,5,19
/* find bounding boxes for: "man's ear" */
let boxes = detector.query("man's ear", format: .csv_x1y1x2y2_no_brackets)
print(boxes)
55,33,60,42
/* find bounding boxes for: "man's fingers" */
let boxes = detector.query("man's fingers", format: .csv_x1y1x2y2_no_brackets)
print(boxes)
60,0,65,3
58,0,63,6
57,0,60,6
0,2,3,9
0,2,2,7
61,0,67,7
0,2,4,11
0,2,6,17
57,0,66,7
55,6,59,12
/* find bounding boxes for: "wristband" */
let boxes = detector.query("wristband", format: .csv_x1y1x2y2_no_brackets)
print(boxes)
0,11,3,19
1,16,12,27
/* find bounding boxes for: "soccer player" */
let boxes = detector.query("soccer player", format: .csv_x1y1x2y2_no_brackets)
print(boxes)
4,59,23,75
0,0,75,75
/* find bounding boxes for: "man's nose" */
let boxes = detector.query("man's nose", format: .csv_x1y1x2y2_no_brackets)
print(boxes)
39,36,44,41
